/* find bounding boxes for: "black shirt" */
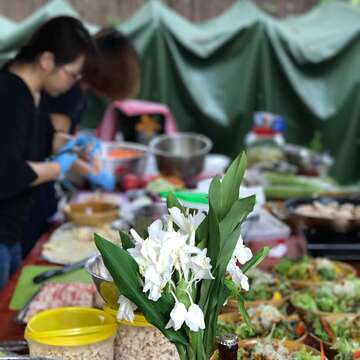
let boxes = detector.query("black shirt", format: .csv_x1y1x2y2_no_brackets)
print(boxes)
0,71,38,245
40,85,86,135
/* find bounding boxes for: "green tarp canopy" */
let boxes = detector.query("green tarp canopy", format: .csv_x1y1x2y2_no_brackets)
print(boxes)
0,0,359,182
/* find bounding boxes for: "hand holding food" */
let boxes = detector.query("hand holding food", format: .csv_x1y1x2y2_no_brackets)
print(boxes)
51,151,78,177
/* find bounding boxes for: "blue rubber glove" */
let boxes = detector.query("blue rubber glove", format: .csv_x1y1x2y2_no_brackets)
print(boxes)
87,170,115,192
74,134,102,160
75,134,97,147
52,152,77,177
57,138,78,154
89,141,102,159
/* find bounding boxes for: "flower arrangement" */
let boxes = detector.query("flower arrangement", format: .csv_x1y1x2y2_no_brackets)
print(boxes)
95,153,269,359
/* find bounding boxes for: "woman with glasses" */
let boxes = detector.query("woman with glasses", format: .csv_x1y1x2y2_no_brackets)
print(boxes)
20,28,141,257
0,16,94,289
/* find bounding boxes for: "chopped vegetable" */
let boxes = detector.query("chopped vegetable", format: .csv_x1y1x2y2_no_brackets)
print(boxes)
274,257,353,283
236,339,321,360
292,280,360,314
218,304,305,341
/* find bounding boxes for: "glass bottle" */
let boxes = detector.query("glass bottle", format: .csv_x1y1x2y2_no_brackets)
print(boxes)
216,334,238,360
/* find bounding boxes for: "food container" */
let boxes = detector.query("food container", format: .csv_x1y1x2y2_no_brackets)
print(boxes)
290,280,360,326
64,200,119,227
308,313,359,358
99,141,148,184
210,338,323,359
285,196,360,233
276,258,356,290
104,306,178,360
25,307,117,360
218,307,307,342
244,209,293,270
133,202,168,237
149,133,212,181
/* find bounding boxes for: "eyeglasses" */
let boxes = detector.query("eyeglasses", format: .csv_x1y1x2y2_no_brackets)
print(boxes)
60,66,83,82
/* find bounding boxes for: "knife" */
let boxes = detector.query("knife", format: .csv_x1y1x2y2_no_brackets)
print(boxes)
32,258,89,284
0,340,28,353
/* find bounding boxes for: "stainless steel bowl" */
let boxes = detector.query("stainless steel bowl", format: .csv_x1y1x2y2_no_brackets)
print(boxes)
149,133,212,180
85,254,119,310
134,202,168,237
99,141,148,184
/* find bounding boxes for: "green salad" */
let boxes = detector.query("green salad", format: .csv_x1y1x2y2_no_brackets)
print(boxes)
218,304,306,341
243,269,289,302
311,315,360,360
332,339,360,360
292,280,360,314
237,339,321,360
274,257,352,283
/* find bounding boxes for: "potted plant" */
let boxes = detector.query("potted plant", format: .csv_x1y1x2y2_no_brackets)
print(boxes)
95,152,269,359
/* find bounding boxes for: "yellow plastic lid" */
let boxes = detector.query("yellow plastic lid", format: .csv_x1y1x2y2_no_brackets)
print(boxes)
25,307,117,346
103,305,154,328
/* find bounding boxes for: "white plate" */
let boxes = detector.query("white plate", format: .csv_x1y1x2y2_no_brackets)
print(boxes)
41,223,120,265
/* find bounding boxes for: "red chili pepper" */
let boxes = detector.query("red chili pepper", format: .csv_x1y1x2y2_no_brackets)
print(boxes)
320,342,326,360
295,322,305,336
352,350,360,359
320,319,334,341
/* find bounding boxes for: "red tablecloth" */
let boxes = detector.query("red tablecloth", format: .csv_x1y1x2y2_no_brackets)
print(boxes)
0,230,360,342
0,230,53,341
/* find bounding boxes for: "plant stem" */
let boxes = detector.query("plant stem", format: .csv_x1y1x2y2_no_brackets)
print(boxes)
175,342,206,360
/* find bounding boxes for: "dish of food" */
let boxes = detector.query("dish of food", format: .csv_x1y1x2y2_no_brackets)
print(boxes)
64,200,119,226
212,339,322,360
291,279,360,316
42,223,121,265
218,304,306,341
294,201,360,221
274,257,355,287
238,339,321,360
245,269,289,302
224,269,289,312
108,148,144,159
17,282,96,324
286,197,360,233
311,315,360,360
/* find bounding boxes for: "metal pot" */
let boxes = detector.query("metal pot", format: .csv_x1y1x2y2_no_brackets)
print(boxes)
149,133,212,181
134,203,168,238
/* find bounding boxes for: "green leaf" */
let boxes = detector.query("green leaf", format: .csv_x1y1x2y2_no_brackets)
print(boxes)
195,215,208,249
95,234,188,345
119,230,134,250
242,247,270,274
218,152,247,220
207,203,221,270
217,224,242,275
208,175,222,220
166,192,185,213
219,196,255,240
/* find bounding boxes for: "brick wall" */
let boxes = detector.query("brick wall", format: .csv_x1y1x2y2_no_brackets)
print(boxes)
0,0,319,25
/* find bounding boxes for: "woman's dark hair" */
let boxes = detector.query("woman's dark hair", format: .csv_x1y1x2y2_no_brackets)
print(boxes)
12,16,94,66
83,28,141,100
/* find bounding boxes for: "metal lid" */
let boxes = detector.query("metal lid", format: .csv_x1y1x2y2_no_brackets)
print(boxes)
216,334,239,348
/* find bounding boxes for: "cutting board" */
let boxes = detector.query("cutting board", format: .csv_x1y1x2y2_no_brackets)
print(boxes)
9,265,92,310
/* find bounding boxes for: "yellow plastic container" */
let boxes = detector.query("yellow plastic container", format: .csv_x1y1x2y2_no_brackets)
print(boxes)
104,305,179,360
25,307,117,360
